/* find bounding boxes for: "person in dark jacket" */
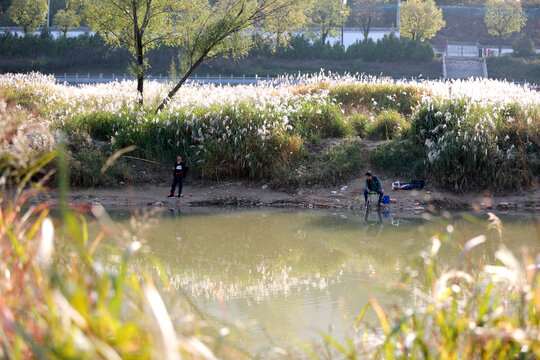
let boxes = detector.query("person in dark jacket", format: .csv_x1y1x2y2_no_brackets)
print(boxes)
168,155,189,198
364,172,384,207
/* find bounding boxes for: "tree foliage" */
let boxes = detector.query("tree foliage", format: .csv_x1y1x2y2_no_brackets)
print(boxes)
351,0,387,40
485,0,526,53
53,9,80,36
309,0,349,44
263,0,308,48
7,0,48,35
84,0,192,104
156,0,300,112
399,0,445,41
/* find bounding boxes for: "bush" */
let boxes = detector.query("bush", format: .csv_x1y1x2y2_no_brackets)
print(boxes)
348,113,370,137
371,140,425,176
346,35,434,62
368,110,406,140
272,140,363,188
409,99,539,191
512,34,535,58
487,55,540,83
288,100,350,140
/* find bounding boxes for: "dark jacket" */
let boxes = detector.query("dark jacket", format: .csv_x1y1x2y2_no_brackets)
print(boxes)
173,161,189,177
365,175,383,191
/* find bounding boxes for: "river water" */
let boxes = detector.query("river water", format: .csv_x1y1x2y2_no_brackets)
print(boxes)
97,208,538,352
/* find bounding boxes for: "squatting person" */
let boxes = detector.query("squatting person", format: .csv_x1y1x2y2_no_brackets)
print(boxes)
168,155,189,198
364,171,384,207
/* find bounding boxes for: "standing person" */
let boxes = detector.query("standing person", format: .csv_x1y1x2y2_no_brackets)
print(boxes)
364,172,384,207
168,155,189,198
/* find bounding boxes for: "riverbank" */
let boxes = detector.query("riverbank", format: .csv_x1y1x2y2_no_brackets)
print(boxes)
2,73,539,201
46,178,540,212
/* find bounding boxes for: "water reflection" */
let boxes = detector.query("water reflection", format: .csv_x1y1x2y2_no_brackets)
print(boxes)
98,208,538,346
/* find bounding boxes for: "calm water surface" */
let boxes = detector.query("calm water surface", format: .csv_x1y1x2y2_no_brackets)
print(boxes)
98,208,539,349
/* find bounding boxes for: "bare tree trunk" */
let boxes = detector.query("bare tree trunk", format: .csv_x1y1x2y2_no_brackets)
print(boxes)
321,28,328,44
135,39,144,105
362,17,372,40
132,1,144,105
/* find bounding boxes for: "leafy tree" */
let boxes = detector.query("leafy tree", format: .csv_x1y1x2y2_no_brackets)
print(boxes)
512,33,534,58
310,0,349,45
157,0,300,112
84,0,191,105
351,0,387,40
264,0,308,48
399,0,445,41
485,0,527,55
7,0,48,35
53,9,79,36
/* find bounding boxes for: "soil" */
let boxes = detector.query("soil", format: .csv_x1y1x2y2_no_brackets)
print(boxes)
44,174,540,213
42,139,540,213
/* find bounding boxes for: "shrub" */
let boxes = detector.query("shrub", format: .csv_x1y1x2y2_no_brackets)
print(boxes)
409,99,539,191
288,100,350,140
487,55,540,83
346,35,434,62
347,113,370,137
371,140,425,176
512,34,535,58
272,140,363,188
368,110,406,140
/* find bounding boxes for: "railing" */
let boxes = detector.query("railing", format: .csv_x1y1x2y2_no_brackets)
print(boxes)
53,73,278,85
52,73,538,89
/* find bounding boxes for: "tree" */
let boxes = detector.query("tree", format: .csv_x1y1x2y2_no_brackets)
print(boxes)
7,0,48,35
512,33,534,58
53,9,80,37
310,0,349,45
157,0,300,112
84,0,191,105
351,0,387,40
399,0,444,42
485,0,526,55
263,0,308,48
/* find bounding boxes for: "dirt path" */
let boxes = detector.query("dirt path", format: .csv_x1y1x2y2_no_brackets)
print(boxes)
42,139,539,212
45,179,539,213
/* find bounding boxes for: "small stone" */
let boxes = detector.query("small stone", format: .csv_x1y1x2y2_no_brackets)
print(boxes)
119,181,125,185
261,184,268,190
154,202,163,207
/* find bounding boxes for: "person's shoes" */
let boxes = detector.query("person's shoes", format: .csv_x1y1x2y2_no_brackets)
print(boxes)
176,194,184,198
167,194,175,198
377,202,382,207
365,200,369,207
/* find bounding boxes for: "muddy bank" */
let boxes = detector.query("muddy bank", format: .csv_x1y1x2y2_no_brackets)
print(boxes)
44,178,540,213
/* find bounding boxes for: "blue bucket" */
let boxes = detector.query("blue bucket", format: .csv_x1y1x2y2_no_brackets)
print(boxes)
383,195,390,204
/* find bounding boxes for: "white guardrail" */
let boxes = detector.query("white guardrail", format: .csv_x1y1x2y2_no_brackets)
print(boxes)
52,73,538,89
54,73,278,85
54,73,446,85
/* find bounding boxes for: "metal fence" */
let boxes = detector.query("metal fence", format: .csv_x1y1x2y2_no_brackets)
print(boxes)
52,73,539,88
53,73,279,85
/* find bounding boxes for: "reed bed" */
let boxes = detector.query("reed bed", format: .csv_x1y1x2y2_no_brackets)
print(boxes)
0,72,538,190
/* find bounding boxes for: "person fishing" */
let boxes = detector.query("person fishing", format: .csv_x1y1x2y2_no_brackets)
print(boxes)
364,171,384,207
168,155,189,198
